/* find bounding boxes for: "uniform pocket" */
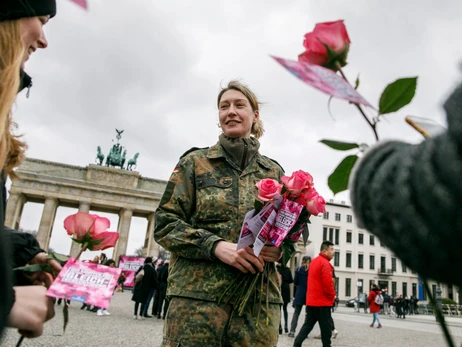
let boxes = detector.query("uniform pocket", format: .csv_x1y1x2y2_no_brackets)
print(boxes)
195,175,235,222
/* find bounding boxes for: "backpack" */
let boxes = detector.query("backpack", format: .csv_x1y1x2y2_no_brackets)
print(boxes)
375,293,384,305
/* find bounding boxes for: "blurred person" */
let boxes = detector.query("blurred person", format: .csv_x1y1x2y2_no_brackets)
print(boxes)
156,260,169,319
277,261,293,334
293,241,336,347
368,284,383,328
288,256,310,338
0,0,58,340
350,81,462,291
131,257,157,320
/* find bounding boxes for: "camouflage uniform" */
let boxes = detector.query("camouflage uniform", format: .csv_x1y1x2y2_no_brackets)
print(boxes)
154,139,283,347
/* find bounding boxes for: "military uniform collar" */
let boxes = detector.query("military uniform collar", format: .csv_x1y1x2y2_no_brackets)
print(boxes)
206,141,273,172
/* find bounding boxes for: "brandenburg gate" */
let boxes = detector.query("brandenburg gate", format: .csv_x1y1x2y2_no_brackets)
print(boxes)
5,157,167,260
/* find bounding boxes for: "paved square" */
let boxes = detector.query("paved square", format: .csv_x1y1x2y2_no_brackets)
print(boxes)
2,292,461,346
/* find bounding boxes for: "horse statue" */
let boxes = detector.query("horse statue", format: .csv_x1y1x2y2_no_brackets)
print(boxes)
127,152,139,171
95,146,105,165
105,144,125,169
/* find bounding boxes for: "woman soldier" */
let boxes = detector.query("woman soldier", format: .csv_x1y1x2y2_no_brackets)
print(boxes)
0,0,57,339
155,80,284,346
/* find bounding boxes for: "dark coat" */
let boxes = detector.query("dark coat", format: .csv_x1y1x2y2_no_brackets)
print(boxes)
131,264,157,304
293,265,308,306
277,265,293,304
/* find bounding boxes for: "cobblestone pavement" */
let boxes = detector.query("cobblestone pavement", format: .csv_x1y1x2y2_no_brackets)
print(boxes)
1,292,461,346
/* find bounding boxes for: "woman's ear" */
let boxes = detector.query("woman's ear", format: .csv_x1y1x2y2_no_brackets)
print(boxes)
253,110,259,123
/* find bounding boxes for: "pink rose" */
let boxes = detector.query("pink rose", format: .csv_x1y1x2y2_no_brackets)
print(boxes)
306,193,327,216
64,212,94,239
255,179,283,202
281,170,314,195
295,187,318,206
64,212,119,251
298,20,350,71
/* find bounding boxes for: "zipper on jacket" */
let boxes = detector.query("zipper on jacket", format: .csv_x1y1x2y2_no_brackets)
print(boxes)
240,140,248,171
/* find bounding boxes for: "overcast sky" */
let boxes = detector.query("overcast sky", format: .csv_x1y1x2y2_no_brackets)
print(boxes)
12,0,462,259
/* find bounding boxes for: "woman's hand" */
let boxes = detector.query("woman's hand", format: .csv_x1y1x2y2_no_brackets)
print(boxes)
260,244,282,263
213,241,264,274
28,252,62,288
8,286,55,338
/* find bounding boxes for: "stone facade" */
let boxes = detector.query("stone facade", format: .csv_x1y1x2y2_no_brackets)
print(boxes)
5,158,167,260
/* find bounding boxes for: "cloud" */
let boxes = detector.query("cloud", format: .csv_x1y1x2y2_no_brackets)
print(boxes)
13,0,462,255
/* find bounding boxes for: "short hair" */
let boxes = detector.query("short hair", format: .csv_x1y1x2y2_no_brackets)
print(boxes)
320,240,334,252
144,257,153,264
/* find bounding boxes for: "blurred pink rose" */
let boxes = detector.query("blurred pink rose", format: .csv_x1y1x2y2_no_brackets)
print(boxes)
64,212,119,250
298,20,350,71
64,212,94,239
306,193,327,216
281,170,314,195
295,187,318,206
255,179,283,202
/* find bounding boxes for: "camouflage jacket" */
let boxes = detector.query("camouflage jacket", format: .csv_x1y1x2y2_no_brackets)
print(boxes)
154,141,284,304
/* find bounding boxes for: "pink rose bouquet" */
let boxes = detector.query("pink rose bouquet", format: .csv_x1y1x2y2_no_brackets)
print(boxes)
221,170,325,322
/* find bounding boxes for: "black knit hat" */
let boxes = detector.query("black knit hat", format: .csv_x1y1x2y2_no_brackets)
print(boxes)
0,0,56,22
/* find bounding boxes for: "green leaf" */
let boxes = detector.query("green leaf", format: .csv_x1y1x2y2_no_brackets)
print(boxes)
328,155,359,195
320,140,359,151
47,252,69,263
282,241,296,266
378,77,418,115
63,303,69,333
254,200,264,212
14,264,51,272
303,224,310,247
355,74,360,90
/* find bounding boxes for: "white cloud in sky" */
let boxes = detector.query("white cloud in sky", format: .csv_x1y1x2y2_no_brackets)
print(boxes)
12,0,462,256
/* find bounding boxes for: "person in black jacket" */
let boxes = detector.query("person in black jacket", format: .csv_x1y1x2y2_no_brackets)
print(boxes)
350,80,462,289
277,261,293,334
0,0,58,339
132,257,157,319
288,256,310,337
157,260,169,319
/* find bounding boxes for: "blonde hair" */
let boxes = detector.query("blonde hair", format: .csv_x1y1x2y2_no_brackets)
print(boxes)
217,80,265,139
0,20,28,178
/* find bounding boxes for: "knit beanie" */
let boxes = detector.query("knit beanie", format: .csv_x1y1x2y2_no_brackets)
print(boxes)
0,0,56,22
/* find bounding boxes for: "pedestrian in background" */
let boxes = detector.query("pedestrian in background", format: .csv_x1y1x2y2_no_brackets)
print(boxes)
288,256,310,338
368,284,383,328
277,261,293,334
293,241,336,347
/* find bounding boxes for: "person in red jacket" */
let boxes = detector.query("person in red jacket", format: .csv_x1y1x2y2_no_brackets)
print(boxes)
293,241,336,347
368,284,383,328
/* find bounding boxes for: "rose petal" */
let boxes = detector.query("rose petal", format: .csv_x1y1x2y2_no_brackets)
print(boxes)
64,212,94,239
91,231,119,251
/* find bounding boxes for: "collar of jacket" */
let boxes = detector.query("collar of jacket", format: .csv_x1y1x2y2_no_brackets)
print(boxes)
318,253,332,262
206,141,272,171
19,69,32,96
